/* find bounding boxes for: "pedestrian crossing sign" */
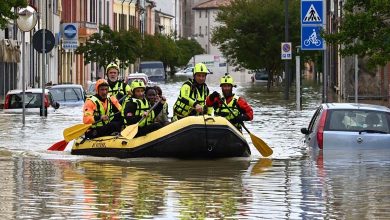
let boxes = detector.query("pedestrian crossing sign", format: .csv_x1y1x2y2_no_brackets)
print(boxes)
301,0,324,25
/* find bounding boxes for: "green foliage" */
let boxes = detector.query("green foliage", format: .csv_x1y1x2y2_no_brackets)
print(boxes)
175,38,205,67
323,0,390,67
76,25,142,70
212,0,300,74
0,0,27,29
77,25,203,73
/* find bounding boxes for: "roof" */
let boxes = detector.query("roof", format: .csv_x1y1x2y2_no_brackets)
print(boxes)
193,0,231,10
49,84,83,89
322,103,390,112
7,88,49,94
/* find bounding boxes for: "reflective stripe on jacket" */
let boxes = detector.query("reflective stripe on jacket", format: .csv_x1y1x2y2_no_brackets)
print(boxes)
87,95,114,128
173,79,211,118
122,97,155,127
215,95,242,129
109,81,130,98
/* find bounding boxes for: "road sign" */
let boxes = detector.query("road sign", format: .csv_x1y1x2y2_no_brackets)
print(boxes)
62,23,78,50
301,0,324,25
301,26,325,50
32,29,55,53
281,42,292,60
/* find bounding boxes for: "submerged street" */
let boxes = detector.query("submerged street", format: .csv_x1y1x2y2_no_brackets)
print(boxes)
0,77,389,219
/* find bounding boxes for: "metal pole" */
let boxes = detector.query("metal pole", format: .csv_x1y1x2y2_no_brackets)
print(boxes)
296,47,301,110
283,0,289,100
41,0,47,117
354,44,358,103
22,32,26,125
353,35,359,103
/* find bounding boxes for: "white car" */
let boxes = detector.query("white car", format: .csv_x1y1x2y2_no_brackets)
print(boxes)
3,88,59,114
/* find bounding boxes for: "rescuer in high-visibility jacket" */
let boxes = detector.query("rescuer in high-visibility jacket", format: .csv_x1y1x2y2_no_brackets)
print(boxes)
83,79,123,138
206,74,253,132
172,63,213,121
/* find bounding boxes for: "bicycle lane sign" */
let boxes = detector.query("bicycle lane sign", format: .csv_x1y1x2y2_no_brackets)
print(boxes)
301,26,325,50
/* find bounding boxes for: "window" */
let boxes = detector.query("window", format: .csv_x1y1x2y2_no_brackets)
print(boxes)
205,26,208,35
199,11,201,18
114,13,117,30
199,26,202,35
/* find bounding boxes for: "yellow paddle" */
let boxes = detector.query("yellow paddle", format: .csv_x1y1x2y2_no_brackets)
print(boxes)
63,111,121,142
121,101,160,139
63,123,93,142
220,100,273,157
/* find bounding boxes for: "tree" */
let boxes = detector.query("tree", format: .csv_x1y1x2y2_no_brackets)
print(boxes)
211,0,300,77
76,25,142,70
175,38,204,67
323,0,390,68
0,0,27,29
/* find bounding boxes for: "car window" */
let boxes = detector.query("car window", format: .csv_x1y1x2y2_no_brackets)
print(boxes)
308,107,322,132
325,110,390,133
9,93,42,108
50,88,83,102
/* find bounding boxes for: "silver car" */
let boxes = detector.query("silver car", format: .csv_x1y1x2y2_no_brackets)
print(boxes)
49,84,86,107
301,103,390,149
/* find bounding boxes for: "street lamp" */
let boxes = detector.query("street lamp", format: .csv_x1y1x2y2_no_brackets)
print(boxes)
16,6,37,125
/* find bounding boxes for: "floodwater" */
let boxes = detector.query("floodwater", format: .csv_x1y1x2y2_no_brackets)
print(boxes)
0,76,389,219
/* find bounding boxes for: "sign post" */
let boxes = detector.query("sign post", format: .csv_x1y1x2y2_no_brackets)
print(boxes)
301,0,326,104
281,42,292,60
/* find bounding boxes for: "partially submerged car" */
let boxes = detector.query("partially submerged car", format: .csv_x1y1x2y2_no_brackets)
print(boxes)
301,103,390,149
49,84,86,107
3,88,59,114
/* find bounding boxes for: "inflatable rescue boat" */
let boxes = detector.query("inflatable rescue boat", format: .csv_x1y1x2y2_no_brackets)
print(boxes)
71,116,251,158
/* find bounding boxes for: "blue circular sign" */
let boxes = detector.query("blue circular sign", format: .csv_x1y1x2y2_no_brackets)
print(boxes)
64,24,77,39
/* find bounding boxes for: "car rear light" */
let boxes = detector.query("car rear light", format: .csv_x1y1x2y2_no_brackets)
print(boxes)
4,94,10,109
44,94,49,108
316,109,328,149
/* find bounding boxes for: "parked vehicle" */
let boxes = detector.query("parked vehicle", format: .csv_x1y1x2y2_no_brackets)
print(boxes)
176,66,213,76
139,61,166,81
49,84,86,107
250,69,269,83
301,103,390,149
175,67,194,76
127,73,150,86
3,88,59,114
86,81,96,96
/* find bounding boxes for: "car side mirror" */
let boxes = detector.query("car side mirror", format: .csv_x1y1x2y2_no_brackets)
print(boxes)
301,128,309,135
53,101,60,109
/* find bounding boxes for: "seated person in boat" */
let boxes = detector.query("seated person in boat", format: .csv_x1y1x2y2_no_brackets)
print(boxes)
83,79,123,138
172,62,213,121
206,74,253,132
151,86,170,126
122,80,165,137
106,63,131,122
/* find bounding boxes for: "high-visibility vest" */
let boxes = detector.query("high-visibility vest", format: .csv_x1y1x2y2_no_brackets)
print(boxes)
173,79,209,118
109,81,128,98
88,95,115,128
215,95,242,130
122,97,155,127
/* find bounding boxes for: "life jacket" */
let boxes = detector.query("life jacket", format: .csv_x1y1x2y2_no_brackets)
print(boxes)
88,95,115,128
109,80,127,99
122,97,155,127
215,95,242,130
173,79,209,118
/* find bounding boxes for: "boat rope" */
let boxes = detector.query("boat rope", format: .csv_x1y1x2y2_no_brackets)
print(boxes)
202,113,211,151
